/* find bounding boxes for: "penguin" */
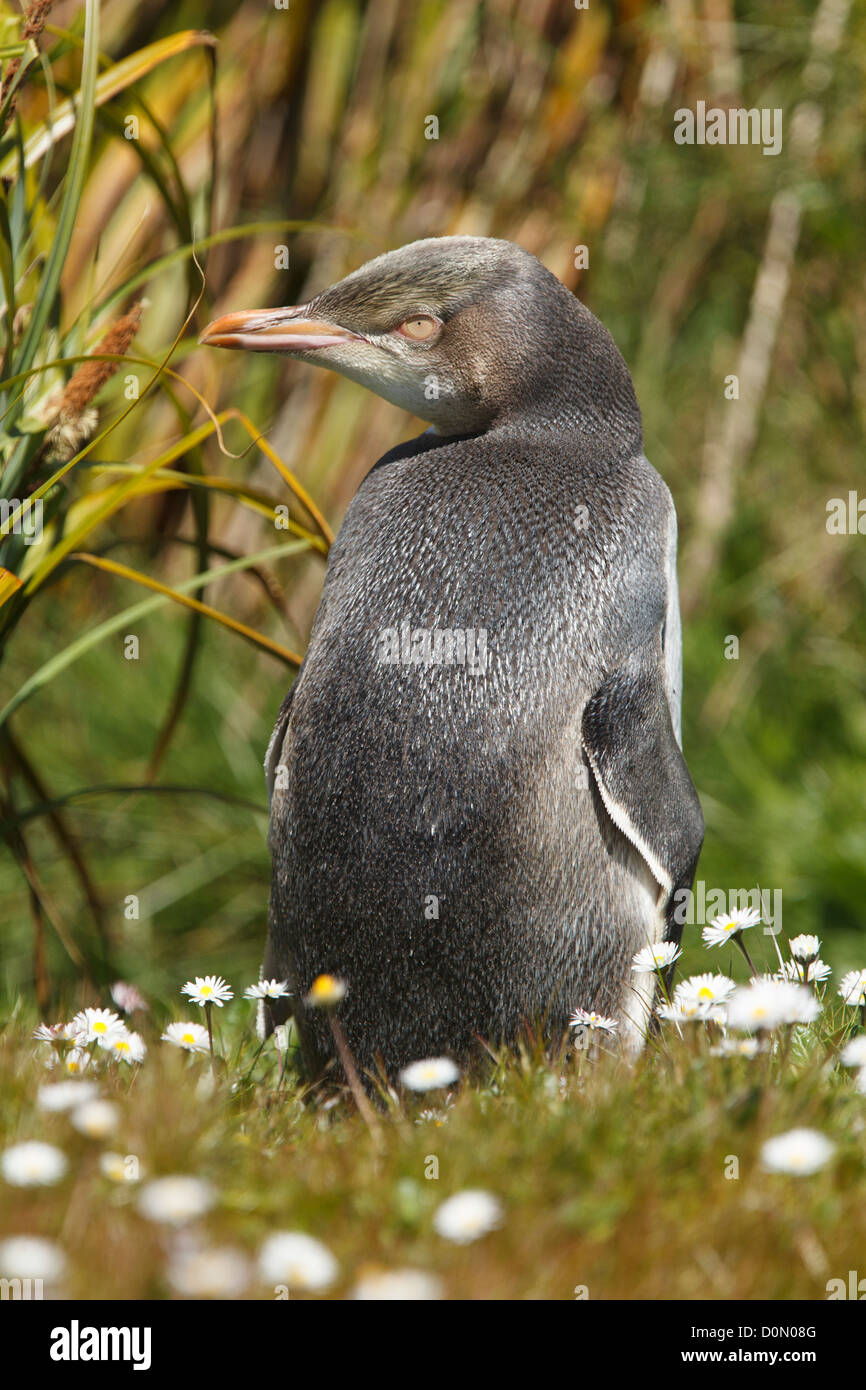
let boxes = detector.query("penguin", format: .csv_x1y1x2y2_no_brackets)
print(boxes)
200,236,704,1079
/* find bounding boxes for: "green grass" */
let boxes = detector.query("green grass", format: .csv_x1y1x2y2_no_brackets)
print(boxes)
2,969,865,1300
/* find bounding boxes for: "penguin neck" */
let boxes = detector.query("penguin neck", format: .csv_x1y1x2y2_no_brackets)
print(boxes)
434,287,644,456
519,300,644,454
489,380,643,453
433,360,644,456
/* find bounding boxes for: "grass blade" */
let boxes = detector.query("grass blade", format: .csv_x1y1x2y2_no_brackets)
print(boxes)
0,539,311,730
13,0,99,383
0,29,218,180
71,552,303,665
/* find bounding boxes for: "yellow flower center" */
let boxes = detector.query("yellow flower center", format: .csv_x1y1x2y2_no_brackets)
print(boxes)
93,1021,107,1033
182,1032,195,1044
201,986,212,996
698,987,713,1000
309,973,343,1003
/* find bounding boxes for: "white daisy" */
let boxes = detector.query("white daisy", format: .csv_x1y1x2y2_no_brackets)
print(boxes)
110,981,147,1013
70,1099,119,1139
161,1022,210,1053
180,976,233,1008
1,1141,67,1187
138,1176,215,1225
0,1235,66,1282
673,973,736,1017
780,958,831,984
631,941,681,973
726,980,820,1032
258,1232,338,1291
399,1058,461,1092
760,1128,834,1175
166,1244,250,1297
838,970,866,1007
32,1022,74,1044
99,1152,141,1183
839,1035,866,1068
702,906,762,948
657,1000,701,1024
788,934,821,963
36,1080,99,1113
62,1047,92,1074
569,1008,618,1033
244,979,291,1000
107,1031,147,1064
70,1007,124,1044
304,974,347,1007
352,1267,443,1300
710,1037,763,1058
433,1190,503,1244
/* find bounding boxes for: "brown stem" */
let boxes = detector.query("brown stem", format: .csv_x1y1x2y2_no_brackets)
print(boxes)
0,789,89,1004
734,934,758,978
328,1014,382,1144
3,728,112,962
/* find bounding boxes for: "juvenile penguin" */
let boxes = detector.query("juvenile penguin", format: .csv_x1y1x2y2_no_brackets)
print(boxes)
200,236,704,1078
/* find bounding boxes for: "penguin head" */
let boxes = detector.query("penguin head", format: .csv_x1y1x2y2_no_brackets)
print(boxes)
200,235,639,440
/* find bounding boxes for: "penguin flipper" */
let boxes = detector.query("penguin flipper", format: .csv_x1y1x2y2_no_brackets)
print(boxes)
581,657,704,941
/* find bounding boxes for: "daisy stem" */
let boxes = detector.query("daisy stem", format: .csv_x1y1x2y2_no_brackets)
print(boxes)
734,934,758,978
205,1001,216,1077
328,1014,383,1145
779,1024,793,1073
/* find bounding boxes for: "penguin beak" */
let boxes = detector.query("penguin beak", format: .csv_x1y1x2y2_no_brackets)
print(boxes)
198,307,365,352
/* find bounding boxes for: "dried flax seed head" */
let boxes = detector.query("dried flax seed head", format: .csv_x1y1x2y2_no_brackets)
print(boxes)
1,1,54,125
46,301,143,463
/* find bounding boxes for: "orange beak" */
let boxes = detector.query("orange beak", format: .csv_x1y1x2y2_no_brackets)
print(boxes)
198,307,365,352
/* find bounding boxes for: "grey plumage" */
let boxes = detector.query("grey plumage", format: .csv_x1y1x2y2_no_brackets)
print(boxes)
201,236,704,1079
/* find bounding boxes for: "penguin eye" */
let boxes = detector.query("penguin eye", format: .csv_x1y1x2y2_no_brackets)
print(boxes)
396,315,440,341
